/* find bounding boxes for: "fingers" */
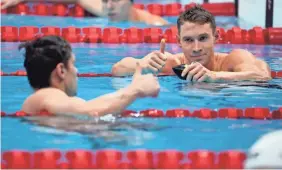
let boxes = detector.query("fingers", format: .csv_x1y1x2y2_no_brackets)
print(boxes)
157,52,167,61
151,54,166,67
197,74,208,82
147,65,159,74
148,51,167,73
181,63,197,77
186,65,202,81
160,38,166,54
149,60,162,70
192,69,206,82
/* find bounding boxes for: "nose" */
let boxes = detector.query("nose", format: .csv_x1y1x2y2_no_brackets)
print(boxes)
107,0,114,9
192,40,203,54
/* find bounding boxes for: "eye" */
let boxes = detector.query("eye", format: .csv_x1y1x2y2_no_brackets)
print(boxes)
102,0,108,3
199,35,208,42
184,38,193,43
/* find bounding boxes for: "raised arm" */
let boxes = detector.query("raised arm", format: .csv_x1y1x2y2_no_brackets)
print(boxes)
1,0,104,16
112,39,178,76
111,57,142,76
42,85,139,116
135,8,169,26
34,63,160,117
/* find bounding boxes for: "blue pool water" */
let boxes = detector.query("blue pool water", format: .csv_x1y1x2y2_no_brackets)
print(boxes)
1,7,282,152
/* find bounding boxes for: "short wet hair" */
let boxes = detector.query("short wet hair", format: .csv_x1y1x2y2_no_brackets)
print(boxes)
19,35,72,89
177,4,216,34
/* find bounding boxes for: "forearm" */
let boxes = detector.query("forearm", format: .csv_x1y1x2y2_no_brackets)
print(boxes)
148,15,169,26
22,0,103,16
23,0,77,3
214,71,271,82
77,0,103,16
86,85,139,116
111,57,141,76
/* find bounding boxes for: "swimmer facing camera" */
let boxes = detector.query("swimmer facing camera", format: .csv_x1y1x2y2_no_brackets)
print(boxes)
111,5,272,83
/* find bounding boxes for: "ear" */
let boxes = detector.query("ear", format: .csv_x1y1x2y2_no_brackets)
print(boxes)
214,29,219,43
55,63,66,80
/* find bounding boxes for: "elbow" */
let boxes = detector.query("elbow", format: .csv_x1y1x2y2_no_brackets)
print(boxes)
111,63,122,77
250,71,272,81
111,59,133,77
258,69,272,81
262,73,272,81
90,106,111,117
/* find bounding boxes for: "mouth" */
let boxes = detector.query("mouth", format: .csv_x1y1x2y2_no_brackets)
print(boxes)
191,54,205,58
190,54,206,63
108,13,117,17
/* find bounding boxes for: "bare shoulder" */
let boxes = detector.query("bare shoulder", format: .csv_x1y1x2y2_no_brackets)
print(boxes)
226,49,256,61
22,88,66,114
220,49,269,71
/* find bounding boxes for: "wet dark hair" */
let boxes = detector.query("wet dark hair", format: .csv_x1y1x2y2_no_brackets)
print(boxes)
177,4,216,34
19,35,72,89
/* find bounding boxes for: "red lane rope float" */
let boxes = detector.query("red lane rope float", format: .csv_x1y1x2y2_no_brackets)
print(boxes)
1,2,235,17
1,70,282,79
1,149,247,169
1,107,282,119
1,26,282,45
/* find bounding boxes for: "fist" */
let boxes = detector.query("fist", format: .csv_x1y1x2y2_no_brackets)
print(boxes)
181,62,217,82
140,51,167,74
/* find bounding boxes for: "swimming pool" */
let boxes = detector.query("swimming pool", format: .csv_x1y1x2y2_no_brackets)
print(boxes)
1,1,282,169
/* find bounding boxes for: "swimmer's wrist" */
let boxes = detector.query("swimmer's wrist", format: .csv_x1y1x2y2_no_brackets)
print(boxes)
210,71,219,82
124,85,140,98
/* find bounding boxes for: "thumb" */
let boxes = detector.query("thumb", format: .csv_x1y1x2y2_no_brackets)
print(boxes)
160,38,166,54
134,62,142,76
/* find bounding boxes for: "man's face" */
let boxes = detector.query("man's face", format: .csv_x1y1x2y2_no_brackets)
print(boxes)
102,0,132,21
177,22,217,67
64,53,78,96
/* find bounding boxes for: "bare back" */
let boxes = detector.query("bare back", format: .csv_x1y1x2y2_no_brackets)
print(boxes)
22,88,86,115
22,88,65,115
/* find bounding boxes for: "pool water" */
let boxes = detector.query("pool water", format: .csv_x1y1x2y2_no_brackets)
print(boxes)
1,5,282,152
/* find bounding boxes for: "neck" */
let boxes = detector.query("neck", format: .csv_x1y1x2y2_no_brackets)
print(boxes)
183,53,215,70
50,78,65,93
206,53,215,71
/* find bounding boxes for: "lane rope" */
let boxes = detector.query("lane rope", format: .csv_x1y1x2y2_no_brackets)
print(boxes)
1,26,282,45
1,70,282,79
1,149,246,169
1,107,282,119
